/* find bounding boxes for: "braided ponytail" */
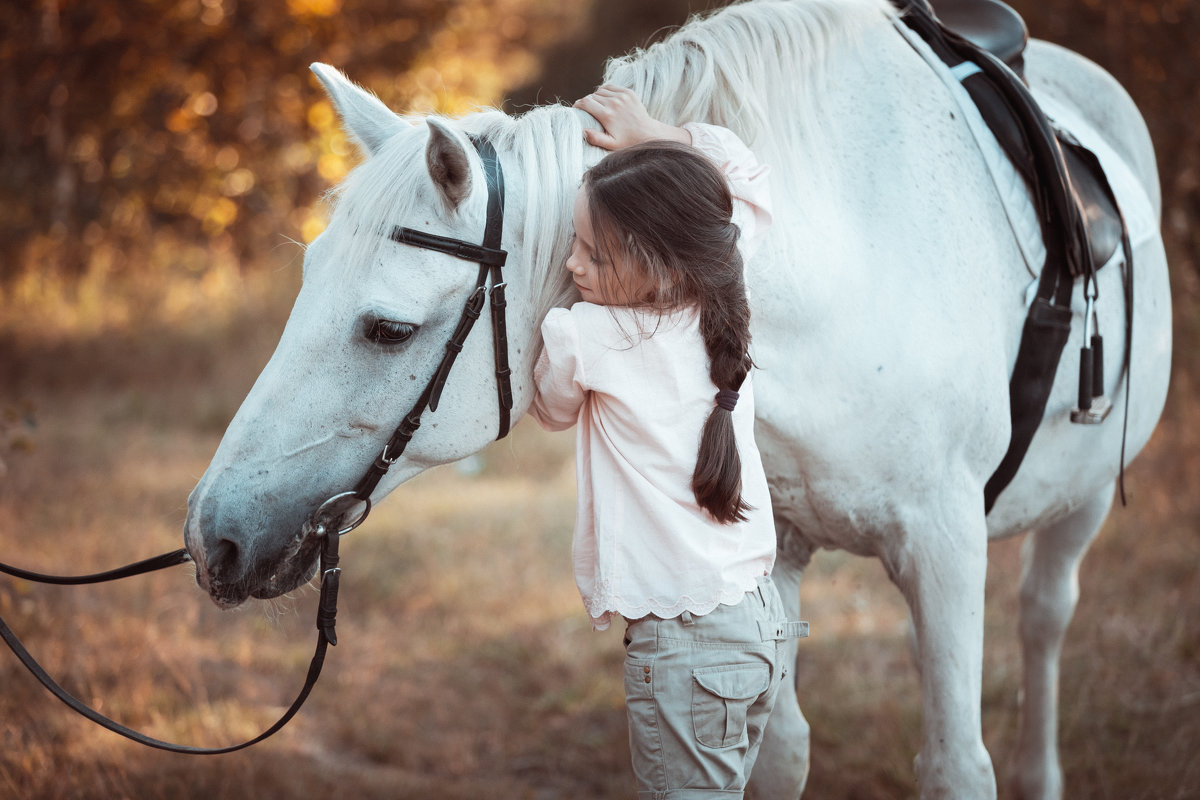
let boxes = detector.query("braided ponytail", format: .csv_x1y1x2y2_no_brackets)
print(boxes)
691,243,754,524
583,139,754,524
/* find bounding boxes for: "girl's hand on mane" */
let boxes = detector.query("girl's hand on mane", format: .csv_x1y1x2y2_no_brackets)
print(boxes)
574,85,692,151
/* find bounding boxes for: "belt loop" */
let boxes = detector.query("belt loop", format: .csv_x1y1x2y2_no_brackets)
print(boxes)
759,619,811,641
680,610,695,627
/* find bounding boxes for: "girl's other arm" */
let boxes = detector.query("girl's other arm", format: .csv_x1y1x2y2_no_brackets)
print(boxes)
528,309,587,432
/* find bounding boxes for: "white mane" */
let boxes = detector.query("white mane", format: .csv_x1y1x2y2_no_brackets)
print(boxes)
321,0,892,331
605,0,890,203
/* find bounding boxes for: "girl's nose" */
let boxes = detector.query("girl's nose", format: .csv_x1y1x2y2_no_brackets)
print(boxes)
566,254,584,275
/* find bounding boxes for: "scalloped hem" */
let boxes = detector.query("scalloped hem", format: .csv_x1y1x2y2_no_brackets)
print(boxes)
586,579,763,631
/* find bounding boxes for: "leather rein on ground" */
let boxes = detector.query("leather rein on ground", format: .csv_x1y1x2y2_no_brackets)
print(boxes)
0,134,512,754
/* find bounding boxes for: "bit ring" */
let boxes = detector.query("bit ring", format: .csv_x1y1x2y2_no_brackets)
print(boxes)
312,491,371,537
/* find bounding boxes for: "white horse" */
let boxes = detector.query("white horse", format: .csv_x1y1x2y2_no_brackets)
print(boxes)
183,0,1171,797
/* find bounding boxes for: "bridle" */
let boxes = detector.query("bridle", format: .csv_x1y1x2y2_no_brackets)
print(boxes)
320,133,513,536
0,133,514,754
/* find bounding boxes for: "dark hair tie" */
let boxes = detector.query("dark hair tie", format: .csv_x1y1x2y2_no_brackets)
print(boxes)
715,389,739,412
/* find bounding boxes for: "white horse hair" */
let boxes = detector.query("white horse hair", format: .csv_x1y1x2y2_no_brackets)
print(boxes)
184,1,1171,798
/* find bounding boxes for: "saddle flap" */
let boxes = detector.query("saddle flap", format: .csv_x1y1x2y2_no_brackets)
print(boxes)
1060,136,1123,272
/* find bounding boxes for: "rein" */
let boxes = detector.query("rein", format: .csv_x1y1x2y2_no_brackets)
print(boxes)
0,535,339,755
0,134,512,753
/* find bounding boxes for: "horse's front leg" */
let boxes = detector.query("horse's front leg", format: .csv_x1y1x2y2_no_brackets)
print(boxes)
748,520,814,800
884,490,997,800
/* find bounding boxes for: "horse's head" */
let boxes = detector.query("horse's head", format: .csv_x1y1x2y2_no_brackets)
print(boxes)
185,65,588,607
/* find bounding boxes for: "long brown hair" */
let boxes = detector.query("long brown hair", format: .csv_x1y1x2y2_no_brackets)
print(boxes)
583,139,753,523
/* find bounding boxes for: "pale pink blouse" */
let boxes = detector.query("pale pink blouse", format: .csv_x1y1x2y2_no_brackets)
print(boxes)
530,122,775,630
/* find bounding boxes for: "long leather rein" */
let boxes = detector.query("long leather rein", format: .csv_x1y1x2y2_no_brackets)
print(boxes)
0,134,512,754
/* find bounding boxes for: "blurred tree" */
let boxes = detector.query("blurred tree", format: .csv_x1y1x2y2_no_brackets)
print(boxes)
0,0,1194,333
507,0,737,108
0,0,587,288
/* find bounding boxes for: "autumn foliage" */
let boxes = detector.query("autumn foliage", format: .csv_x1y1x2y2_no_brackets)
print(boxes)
0,0,586,304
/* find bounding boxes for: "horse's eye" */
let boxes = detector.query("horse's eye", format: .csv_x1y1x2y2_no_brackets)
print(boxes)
364,318,416,345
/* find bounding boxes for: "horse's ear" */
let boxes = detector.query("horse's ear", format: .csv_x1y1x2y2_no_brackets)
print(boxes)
310,63,403,157
425,118,472,210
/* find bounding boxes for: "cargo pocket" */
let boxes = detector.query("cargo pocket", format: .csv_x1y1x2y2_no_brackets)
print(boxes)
625,658,655,701
691,663,770,749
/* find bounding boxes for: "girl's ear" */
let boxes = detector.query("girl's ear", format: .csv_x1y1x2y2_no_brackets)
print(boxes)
425,118,472,210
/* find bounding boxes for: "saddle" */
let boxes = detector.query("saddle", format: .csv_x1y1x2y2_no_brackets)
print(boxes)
892,0,1135,512
929,0,1125,272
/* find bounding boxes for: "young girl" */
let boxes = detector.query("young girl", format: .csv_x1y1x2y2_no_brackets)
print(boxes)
530,85,805,798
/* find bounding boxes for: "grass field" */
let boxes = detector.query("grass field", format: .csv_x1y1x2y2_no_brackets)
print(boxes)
1,267,1198,799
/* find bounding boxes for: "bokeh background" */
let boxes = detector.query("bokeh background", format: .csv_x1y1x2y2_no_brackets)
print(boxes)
1,1,1197,797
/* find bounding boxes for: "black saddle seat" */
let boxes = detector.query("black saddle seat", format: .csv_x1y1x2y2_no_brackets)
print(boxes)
933,0,1028,71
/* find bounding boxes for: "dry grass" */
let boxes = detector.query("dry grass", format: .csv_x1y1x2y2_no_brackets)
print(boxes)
1,271,1198,799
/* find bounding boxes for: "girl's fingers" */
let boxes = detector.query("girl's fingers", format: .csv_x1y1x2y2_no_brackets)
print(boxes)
582,127,608,148
593,84,631,99
574,85,658,150
576,85,634,113
573,94,609,118
583,126,620,150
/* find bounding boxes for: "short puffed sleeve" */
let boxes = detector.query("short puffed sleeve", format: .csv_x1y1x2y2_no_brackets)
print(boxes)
529,307,588,431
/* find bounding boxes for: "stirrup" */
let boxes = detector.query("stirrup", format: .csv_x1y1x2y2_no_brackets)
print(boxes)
1071,395,1111,425
1070,292,1111,425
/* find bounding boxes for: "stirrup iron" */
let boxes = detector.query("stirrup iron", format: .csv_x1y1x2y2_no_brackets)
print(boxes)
1071,290,1111,424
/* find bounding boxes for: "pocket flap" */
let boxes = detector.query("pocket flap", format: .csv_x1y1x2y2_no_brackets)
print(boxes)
692,663,769,701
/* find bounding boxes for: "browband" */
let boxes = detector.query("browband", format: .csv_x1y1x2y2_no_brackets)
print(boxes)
389,227,507,268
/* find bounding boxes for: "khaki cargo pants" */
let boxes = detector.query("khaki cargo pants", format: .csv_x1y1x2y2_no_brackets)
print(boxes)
622,575,808,799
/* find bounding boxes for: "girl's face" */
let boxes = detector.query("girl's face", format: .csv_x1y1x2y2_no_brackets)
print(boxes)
566,188,654,306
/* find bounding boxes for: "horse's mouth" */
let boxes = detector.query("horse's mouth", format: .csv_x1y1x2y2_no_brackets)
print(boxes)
251,550,320,600
200,527,323,608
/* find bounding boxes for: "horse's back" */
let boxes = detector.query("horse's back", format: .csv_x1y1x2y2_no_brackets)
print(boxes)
750,14,1171,544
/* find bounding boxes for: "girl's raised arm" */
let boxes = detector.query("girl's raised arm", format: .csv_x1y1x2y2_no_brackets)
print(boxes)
574,85,691,150
574,85,772,254
681,121,773,257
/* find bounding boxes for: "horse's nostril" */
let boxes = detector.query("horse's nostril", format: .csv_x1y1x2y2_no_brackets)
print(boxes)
206,537,240,577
